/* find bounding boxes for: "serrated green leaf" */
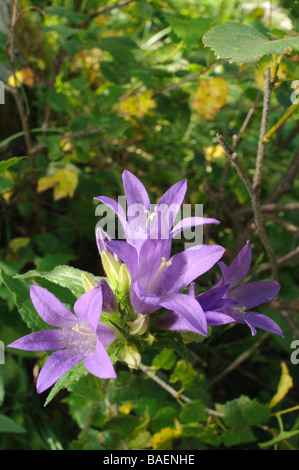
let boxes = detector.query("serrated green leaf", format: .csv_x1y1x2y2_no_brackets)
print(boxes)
0,269,48,332
16,265,92,299
179,399,207,424
44,361,88,406
203,22,299,64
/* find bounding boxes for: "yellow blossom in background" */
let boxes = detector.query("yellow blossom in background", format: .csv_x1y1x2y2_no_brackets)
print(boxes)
8,68,37,88
151,427,181,450
1,171,14,203
37,167,79,201
254,60,290,90
118,91,156,122
193,77,228,120
9,237,30,254
119,402,134,415
204,144,226,162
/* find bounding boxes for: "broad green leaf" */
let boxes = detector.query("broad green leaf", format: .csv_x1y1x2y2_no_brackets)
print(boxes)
0,157,26,173
0,414,26,433
203,22,299,64
179,400,207,424
0,269,48,331
164,13,212,48
17,265,91,299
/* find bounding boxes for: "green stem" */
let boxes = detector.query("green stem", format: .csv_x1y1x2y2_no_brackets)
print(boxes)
262,102,299,144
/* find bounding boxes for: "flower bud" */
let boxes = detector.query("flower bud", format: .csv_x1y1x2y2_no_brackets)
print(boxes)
81,272,95,292
143,332,155,346
101,250,120,290
122,343,141,369
128,313,148,336
118,263,131,294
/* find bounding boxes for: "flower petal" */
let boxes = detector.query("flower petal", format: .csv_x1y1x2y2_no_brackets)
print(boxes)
158,293,207,336
244,311,284,337
230,281,280,310
158,310,201,334
96,279,118,314
122,170,150,213
130,281,160,314
8,329,67,351
135,237,172,290
156,244,225,295
218,241,252,288
84,340,116,379
171,216,220,239
94,195,127,235
30,285,75,327
205,310,238,326
96,322,116,348
151,179,187,237
73,287,103,333
95,226,119,261
36,348,85,393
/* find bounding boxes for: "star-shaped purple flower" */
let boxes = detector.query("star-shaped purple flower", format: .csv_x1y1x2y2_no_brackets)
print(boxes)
95,170,219,253
8,285,117,393
158,241,283,337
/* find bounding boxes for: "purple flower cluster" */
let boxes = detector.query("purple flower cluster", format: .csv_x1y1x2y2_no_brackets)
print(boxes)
8,170,283,393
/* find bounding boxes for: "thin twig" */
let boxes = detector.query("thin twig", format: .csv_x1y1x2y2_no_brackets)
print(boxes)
153,60,226,97
5,1,42,232
216,134,253,198
139,363,224,418
208,333,270,387
82,0,138,27
253,66,272,195
233,202,299,217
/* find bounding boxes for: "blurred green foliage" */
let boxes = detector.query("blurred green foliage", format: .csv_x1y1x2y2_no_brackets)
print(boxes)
0,0,299,451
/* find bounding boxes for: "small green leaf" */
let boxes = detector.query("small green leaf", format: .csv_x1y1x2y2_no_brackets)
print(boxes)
169,360,197,386
179,400,207,424
0,157,26,173
152,349,176,370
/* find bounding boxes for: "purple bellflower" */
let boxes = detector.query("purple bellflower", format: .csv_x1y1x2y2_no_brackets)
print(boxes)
94,170,226,337
95,170,220,254
159,241,283,337
8,285,117,393
105,236,225,336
